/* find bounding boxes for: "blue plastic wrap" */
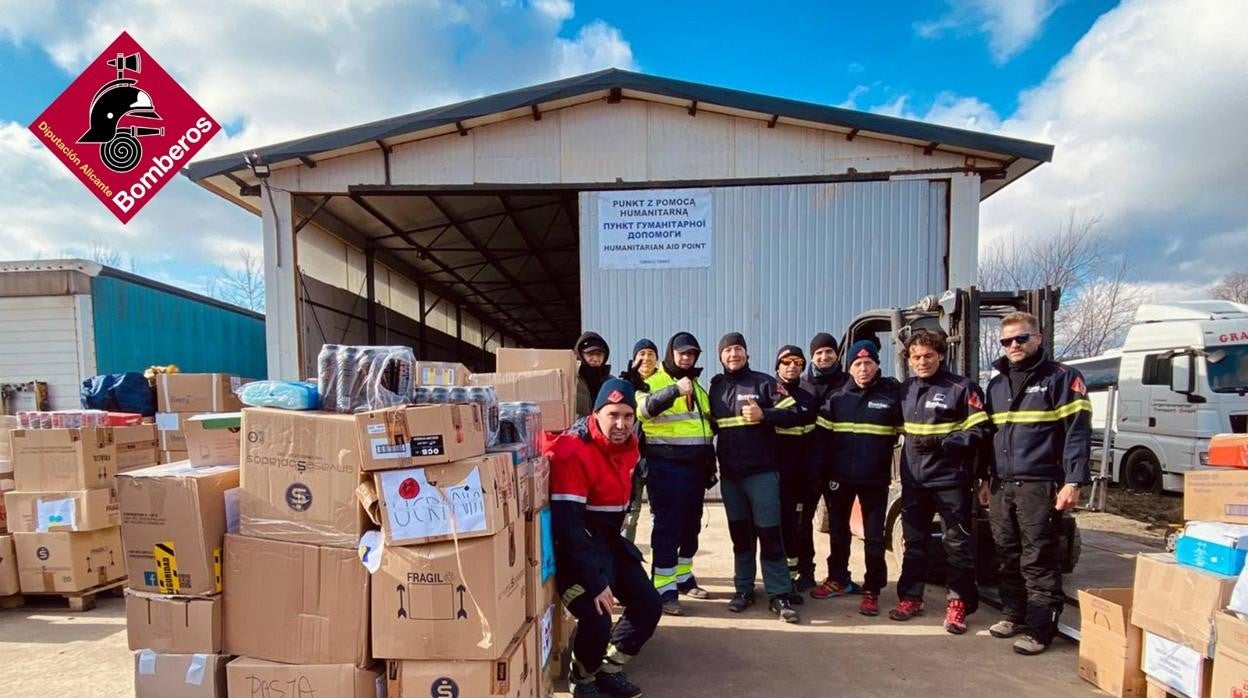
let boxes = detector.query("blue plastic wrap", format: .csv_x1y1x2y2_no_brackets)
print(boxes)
238,380,320,410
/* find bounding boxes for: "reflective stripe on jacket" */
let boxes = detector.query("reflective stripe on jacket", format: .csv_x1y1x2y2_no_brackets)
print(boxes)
986,354,1093,484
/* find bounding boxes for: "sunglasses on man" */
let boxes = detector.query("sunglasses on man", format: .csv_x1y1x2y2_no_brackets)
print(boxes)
999,333,1032,347
779,357,805,367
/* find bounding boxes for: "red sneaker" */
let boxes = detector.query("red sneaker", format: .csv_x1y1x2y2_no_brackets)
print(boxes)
809,578,861,599
944,599,967,634
859,592,880,616
888,599,925,621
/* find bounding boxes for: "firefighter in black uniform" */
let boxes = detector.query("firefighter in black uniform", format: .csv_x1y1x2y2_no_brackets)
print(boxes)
771,345,820,597
983,311,1092,655
892,330,992,635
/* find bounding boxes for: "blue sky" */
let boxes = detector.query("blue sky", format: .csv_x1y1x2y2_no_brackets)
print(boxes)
0,0,1244,304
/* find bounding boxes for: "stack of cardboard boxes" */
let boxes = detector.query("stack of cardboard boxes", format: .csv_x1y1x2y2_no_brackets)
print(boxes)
155,374,246,464
0,415,18,599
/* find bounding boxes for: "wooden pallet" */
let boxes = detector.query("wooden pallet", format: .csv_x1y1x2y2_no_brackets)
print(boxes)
20,577,126,612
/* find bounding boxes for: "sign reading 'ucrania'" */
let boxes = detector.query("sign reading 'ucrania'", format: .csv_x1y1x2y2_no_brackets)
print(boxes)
597,188,712,270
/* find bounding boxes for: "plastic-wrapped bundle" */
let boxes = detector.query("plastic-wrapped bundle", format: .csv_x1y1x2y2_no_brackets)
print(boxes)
414,383,501,446
498,401,543,461
238,380,320,410
317,344,415,413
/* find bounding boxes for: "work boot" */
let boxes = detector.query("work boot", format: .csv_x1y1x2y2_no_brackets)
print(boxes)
943,599,968,635
786,592,805,606
661,599,685,616
1013,635,1048,655
859,592,880,617
809,578,861,599
680,586,710,600
888,599,925,621
989,619,1023,639
727,592,755,613
769,596,800,624
794,575,818,593
596,671,644,698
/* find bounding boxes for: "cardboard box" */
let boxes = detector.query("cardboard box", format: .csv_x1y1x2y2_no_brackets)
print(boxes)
535,606,555,697
134,651,228,698
239,408,367,547
227,657,382,698
372,523,526,660
1143,632,1212,698
0,462,10,533
10,427,116,491
530,456,550,512
157,412,189,452
4,488,119,532
115,423,158,447
118,462,239,595
1176,521,1248,576
13,527,125,592
469,369,570,432
183,413,241,467
0,414,17,459
1213,612,1248,696
1077,588,1147,697
157,373,245,413
223,534,370,666
160,450,189,465
1132,553,1236,656
118,443,160,472
0,533,19,595
126,590,222,653
1185,469,1248,524
495,349,577,426
355,403,486,472
375,452,519,546
526,507,556,620
415,361,472,387
386,620,538,698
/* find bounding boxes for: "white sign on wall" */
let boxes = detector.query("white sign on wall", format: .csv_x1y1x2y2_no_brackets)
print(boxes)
596,188,712,270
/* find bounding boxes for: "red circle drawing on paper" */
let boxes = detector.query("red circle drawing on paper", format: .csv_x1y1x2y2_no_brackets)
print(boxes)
398,477,420,499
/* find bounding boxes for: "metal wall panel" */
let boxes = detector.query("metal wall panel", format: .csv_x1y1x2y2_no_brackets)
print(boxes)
580,179,948,376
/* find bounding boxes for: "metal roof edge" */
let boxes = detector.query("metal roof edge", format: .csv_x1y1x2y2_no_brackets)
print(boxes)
96,265,266,320
0,258,103,276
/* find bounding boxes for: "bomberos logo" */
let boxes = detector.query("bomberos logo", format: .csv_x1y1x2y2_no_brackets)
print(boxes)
28,31,219,224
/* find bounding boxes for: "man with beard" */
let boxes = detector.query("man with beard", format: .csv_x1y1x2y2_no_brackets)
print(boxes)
576,331,612,418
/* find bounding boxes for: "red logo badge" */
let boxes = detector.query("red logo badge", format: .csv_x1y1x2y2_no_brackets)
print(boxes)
398,477,421,499
967,391,983,410
28,31,219,223
1072,376,1087,396
608,390,625,404
857,348,871,358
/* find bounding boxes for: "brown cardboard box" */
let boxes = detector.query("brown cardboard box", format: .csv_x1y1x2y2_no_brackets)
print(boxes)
118,443,160,472
14,527,125,592
183,413,241,467
386,620,538,698
227,657,383,698
529,456,549,512
372,523,526,660
1185,469,1248,524
469,369,570,432
1213,612,1248,696
525,507,556,621
0,533,19,595
495,349,578,431
10,427,116,491
239,408,367,547
223,533,370,666
0,414,16,460
157,373,245,413
1131,553,1236,656
157,412,190,452
160,450,189,465
4,488,119,532
0,461,10,533
134,651,228,698
118,463,239,595
115,423,158,447
1077,588,1147,697
355,403,486,472
374,452,519,546
415,361,472,386
126,590,222,653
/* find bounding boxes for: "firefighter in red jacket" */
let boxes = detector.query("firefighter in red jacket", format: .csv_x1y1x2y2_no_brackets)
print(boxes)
548,378,661,698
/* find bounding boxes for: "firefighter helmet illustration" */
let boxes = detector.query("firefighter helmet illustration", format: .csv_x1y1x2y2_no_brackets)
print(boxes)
77,52,165,173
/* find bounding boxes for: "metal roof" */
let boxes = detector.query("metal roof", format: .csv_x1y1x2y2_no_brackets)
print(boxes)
183,68,1053,183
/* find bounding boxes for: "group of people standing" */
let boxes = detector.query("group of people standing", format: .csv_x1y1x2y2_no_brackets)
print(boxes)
547,315,1092,697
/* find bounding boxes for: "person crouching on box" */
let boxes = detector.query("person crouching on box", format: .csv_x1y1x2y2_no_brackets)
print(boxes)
548,378,662,698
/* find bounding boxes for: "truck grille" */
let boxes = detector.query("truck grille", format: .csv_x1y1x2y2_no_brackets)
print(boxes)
1231,415,1248,434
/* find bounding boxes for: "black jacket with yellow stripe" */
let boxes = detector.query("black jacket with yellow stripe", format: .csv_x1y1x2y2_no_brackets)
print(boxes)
986,353,1093,485
824,376,903,486
900,368,992,489
709,364,800,480
773,376,821,476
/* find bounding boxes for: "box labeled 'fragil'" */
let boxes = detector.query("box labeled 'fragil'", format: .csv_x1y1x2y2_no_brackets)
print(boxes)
374,452,519,546
10,427,116,491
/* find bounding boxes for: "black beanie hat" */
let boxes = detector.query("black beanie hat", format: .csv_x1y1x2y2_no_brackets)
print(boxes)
576,331,609,360
593,378,637,412
632,338,658,359
775,345,806,369
718,332,747,355
810,332,837,356
846,339,880,365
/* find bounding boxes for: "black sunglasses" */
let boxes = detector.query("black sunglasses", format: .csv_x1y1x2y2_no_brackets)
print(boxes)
999,333,1032,347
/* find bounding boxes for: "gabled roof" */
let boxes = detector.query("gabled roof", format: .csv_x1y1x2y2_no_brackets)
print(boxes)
183,68,1053,184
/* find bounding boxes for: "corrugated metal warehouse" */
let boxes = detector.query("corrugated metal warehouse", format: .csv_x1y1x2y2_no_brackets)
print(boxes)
184,69,1053,379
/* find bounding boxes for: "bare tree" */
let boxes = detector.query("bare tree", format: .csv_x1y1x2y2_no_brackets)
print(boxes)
1212,272,1248,304
1056,262,1148,358
207,248,265,312
57,240,136,270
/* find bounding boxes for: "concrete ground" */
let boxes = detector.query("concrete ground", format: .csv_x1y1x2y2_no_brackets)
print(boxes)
0,503,1099,697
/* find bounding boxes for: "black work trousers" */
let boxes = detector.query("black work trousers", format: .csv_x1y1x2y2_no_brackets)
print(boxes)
825,481,889,593
779,457,822,580
989,479,1065,645
564,545,663,682
896,484,978,611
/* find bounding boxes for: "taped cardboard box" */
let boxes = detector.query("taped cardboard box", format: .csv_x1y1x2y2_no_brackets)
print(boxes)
373,452,519,547
227,657,383,698
14,527,125,592
495,349,577,430
156,412,191,452
118,443,159,472
134,651,228,698
4,488,119,532
386,620,538,698
117,462,239,595
372,523,526,660
355,403,486,472
183,413,241,467
1214,612,1248,697
160,450,189,465
0,533,19,595
1185,469,1248,524
223,533,370,666
239,408,367,547
1143,632,1211,698
157,373,245,413
526,506,556,620
10,427,116,491
114,423,157,447
1077,588,1146,698
414,360,471,387
469,369,569,433
126,590,222,653
1131,552,1235,657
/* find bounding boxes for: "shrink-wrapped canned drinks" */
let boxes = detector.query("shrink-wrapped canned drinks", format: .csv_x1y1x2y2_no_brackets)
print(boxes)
19,409,108,429
498,401,542,460
416,382,501,446
316,344,415,413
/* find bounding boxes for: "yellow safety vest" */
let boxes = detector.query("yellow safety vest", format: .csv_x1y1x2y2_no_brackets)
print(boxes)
637,368,713,447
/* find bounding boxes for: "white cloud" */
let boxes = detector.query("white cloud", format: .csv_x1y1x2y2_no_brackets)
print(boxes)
917,0,1061,63
866,90,1003,132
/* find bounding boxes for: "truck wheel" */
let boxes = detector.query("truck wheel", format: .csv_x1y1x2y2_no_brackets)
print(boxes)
1124,449,1162,494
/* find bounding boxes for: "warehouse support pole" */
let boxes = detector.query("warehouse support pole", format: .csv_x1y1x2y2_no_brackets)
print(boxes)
365,246,377,344
261,187,300,379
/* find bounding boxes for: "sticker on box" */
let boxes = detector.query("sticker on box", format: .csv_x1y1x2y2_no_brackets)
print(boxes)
378,466,488,541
